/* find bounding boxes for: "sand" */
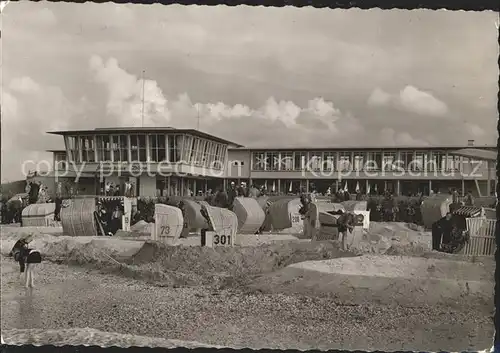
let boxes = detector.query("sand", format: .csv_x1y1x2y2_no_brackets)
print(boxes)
249,255,494,309
1,257,493,351
2,328,226,348
0,224,494,351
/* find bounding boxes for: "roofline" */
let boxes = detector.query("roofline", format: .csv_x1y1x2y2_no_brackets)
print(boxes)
448,148,498,162
46,128,244,147
228,145,497,151
46,149,66,153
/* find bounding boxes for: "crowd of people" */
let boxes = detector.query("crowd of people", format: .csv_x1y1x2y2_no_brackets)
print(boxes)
95,199,126,236
101,181,136,197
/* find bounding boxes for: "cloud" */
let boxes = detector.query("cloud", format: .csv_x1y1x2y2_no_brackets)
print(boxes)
380,128,430,147
9,76,41,93
398,86,449,117
1,76,91,182
464,122,486,137
368,85,449,117
89,55,169,127
87,55,371,141
0,55,466,182
367,88,392,106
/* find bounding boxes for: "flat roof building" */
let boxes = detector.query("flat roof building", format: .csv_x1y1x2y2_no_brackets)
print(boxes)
44,127,496,198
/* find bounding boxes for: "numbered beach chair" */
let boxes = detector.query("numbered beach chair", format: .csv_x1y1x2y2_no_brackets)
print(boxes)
151,204,184,245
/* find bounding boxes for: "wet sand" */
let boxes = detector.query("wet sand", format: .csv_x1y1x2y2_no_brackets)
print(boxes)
1,255,494,351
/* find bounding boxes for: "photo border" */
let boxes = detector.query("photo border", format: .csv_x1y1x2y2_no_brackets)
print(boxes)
1,0,498,352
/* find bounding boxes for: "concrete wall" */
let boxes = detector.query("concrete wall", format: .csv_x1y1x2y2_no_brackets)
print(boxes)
226,149,251,179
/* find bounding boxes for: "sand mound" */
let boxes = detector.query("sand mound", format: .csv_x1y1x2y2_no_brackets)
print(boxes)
248,254,494,309
289,255,494,281
1,226,356,288
129,240,355,282
130,220,152,233
2,328,226,348
347,222,431,255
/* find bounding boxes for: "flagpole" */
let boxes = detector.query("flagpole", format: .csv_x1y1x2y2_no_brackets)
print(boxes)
141,70,145,127
196,104,200,130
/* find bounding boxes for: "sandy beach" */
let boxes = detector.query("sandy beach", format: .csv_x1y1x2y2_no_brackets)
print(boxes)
1,227,495,351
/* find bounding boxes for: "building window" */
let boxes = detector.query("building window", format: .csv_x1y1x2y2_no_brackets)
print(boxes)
212,143,224,169
194,138,206,166
353,152,364,171
444,154,461,172
202,140,210,167
182,135,193,163
322,151,336,172
67,136,78,163
428,150,444,172
111,135,128,162
186,136,200,164
266,152,279,171
307,152,322,171
413,152,427,171
400,151,413,171
280,152,293,171
54,153,67,170
213,143,221,167
96,135,112,162
252,152,266,171
338,152,351,172
168,135,183,163
366,151,381,171
130,135,147,162
382,151,396,171
293,152,306,171
206,141,215,167
149,134,166,162
80,136,96,162
220,145,228,166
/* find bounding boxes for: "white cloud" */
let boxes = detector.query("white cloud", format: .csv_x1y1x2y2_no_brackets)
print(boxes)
0,55,477,181
464,122,486,137
89,55,169,127
380,128,430,147
259,97,301,127
9,76,41,93
398,85,448,117
367,88,391,106
368,85,449,117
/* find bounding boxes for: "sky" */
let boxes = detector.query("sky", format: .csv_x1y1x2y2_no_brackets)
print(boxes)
1,3,498,181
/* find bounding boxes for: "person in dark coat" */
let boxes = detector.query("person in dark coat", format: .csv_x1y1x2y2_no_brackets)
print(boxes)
382,193,396,222
432,212,453,251
214,188,229,208
335,189,344,202
337,212,356,250
28,182,40,205
227,182,237,209
110,205,123,235
237,183,247,197
343,190,351,201
54,194,62,222
464,191,475,206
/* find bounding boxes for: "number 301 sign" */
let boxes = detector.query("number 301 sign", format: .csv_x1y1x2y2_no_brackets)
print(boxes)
213,234,232,247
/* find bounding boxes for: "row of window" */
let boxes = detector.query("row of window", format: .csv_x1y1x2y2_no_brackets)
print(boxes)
251,151,470,172
66,134,227,169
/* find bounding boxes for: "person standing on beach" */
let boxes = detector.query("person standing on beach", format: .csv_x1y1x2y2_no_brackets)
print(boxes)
54,193,62,222
10,236,41,287
432,212,453,251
